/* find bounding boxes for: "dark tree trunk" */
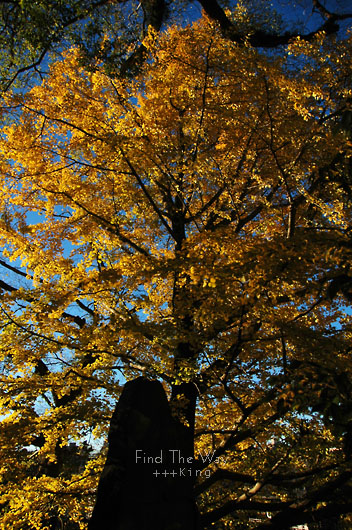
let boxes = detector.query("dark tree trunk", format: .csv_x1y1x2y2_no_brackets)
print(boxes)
88,377,200,530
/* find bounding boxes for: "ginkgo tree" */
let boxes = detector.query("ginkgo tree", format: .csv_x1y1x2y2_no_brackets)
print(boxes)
1,0,352,91
1,12,352,530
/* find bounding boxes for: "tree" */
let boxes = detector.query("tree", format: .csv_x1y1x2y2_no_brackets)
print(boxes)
1,0,352,90
0,11,352,530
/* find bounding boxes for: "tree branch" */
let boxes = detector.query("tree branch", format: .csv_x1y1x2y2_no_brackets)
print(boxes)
198,0,350,48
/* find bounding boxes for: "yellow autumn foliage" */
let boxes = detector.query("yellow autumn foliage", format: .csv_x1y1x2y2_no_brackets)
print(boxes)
0,14,352,529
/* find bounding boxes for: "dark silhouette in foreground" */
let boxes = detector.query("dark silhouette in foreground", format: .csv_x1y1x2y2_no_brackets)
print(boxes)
88,377,199,530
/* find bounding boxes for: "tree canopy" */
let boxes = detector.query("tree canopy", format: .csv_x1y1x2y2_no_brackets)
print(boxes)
1,3,352,530
1,0,352,90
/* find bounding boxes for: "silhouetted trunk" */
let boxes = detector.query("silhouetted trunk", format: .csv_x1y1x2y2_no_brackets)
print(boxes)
88,377,200,530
